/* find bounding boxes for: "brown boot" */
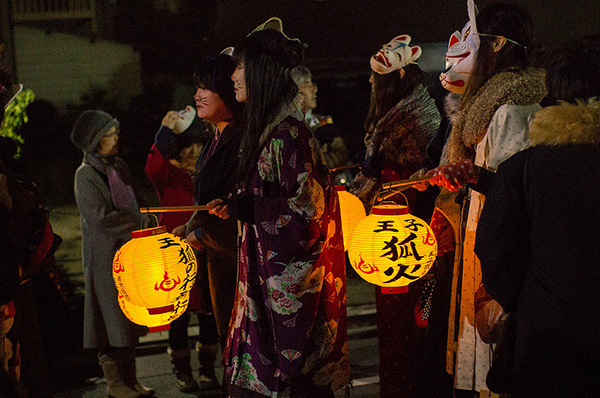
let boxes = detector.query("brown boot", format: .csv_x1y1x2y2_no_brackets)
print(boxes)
98,352,142,398
119,348,155,396
196,342,221,390
167,347,200,392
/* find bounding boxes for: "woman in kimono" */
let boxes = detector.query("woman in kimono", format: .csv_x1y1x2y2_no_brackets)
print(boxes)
208,18,350,398
423,1,546,394
71,110,153,398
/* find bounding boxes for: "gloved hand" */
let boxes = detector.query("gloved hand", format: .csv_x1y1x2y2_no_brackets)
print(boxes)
427,158,477,192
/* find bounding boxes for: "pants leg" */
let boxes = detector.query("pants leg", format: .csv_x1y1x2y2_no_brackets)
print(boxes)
197,313,219,346
168,312,191,350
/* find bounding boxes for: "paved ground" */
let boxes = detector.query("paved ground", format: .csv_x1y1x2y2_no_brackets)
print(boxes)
47,206,382,398
50,297,380,398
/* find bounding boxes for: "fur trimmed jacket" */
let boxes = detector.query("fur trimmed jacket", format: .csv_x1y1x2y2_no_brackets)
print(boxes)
475,98,600,396
446,68,546,163
445,67,547,393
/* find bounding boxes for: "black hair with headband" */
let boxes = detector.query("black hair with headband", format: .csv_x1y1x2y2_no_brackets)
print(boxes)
233,28,305,180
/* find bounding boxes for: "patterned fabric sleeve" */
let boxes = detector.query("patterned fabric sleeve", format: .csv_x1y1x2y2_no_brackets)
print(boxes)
251,119,329,381
482,104,540,171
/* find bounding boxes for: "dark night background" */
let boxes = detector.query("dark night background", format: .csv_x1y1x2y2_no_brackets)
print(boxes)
1,1,599,393
2,0,599,206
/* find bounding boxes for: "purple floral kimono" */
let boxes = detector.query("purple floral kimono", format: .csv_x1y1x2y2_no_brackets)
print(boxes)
223,109,351,398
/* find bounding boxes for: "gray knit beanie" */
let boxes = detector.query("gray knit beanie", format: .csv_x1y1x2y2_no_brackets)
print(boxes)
71,110,119,153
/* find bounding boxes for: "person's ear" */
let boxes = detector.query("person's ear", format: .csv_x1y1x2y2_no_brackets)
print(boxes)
492,36,507,53
398,68,406,79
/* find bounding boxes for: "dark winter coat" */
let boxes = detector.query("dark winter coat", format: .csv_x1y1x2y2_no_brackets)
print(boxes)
475,99,600,397
186,123,241,341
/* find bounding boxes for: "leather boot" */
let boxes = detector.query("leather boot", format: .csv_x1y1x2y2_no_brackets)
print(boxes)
167,346,199,392
98,352,142,398
196,342,221,390
119,348,155,396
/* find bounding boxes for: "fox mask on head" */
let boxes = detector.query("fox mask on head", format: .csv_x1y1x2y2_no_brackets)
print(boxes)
440,0,479,94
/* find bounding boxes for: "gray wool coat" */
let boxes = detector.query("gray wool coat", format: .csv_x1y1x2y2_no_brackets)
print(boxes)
74,159,146,349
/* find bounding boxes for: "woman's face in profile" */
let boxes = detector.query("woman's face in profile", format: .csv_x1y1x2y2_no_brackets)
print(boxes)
96,126,119,155
298,79,317,113
232,62,247,103
194,87,231,124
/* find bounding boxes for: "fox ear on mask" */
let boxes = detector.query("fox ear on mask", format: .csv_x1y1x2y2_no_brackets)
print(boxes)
439,0,480,94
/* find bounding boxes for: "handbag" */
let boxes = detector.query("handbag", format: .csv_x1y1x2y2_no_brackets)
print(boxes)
414,278,435,329
486,312,517,393
474,284,515,393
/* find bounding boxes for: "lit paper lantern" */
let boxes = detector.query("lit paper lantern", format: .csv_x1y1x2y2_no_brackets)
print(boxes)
113,226,197,310
118,292,188,333
347,204,437,287
336,185,367,248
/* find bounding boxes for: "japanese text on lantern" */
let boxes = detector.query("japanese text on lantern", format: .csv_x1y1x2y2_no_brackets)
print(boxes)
153,237,197,296
376,218,433,284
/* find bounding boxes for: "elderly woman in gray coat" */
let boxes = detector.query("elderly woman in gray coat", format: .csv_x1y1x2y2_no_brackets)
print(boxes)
71,110,154,398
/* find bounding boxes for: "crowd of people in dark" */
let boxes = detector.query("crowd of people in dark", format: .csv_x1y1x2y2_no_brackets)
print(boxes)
1,1,600,397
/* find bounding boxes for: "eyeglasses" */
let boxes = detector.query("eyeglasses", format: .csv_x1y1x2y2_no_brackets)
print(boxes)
102,129,119,139
475,33,527,49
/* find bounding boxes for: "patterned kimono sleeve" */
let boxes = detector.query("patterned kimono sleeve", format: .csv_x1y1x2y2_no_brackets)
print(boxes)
252,119,328,380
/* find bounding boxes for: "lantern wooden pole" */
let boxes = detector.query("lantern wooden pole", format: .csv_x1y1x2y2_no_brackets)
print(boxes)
140,206,210,213
329,163,361,173
380,174,430,191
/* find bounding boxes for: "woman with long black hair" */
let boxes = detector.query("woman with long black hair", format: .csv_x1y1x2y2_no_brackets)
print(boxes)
349,34,441,398
423,1,546,394
208,19,350,398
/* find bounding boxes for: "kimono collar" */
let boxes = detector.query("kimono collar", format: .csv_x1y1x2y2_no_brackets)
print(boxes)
258,93,304,147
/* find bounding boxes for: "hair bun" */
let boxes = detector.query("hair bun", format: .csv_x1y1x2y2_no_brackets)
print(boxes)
281,39,304,69
252,29,304,69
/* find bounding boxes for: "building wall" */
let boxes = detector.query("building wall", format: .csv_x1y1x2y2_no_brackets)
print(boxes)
13,25,142,110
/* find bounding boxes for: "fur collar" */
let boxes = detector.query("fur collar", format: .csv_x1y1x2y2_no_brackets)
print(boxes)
366,84,439,155
530,98,600,146
447,68,547,162
365,84,440,170
444,92,462,125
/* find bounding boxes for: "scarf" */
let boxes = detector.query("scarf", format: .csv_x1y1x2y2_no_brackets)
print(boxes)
365,84,440,171
84,152,139,214
447,68,547,163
